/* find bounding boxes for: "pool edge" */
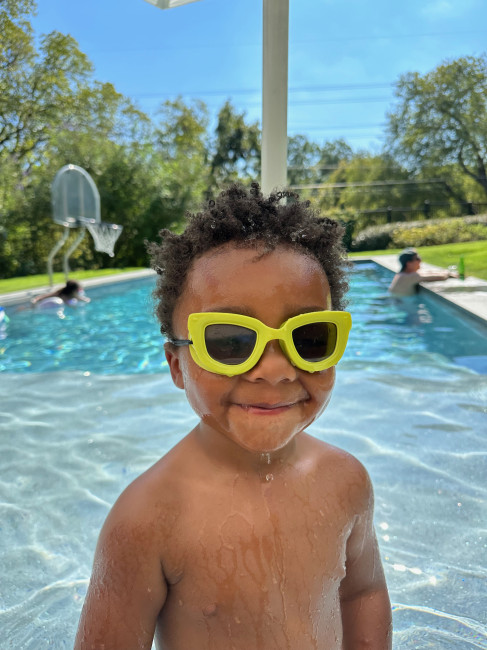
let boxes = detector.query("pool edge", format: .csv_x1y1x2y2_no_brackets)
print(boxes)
354,254,487,326
0,269,156,307
1,263,486,326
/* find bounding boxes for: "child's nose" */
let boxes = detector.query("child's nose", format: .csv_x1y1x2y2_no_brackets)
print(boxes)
244,340,297,384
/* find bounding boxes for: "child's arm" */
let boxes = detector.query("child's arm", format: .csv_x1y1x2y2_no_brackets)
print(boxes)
74,491,167,649
339,465,392,650
31,290,56,305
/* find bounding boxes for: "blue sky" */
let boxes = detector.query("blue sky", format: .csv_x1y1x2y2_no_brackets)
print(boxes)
31,0,487,152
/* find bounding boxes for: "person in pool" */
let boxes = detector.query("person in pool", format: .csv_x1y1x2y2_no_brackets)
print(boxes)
31,280,90,306
74,183,392,650
388,247,457,297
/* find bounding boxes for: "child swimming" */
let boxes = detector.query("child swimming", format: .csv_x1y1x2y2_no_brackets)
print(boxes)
75,183,392,649
31,280,91,307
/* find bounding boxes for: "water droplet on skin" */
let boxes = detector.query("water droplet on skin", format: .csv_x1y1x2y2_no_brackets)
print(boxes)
265,473,273,482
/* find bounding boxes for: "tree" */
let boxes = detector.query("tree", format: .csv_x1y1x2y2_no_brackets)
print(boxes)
0,0,167,276
208,101,261,191
386,55,487,200
287,135,320,187
154,98,209,217
317,154,412,213
316,139,353,183
287,137,354,203
0,28,92,167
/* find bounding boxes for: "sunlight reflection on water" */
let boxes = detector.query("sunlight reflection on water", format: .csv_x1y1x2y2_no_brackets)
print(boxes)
1,266,486,648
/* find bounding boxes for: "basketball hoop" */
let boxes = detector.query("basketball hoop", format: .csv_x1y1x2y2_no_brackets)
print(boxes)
84,220,123,257
48,164,123,284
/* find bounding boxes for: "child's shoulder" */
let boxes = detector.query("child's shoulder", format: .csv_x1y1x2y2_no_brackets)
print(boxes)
303,434,373,507
305,432,367,468
99,441,186,533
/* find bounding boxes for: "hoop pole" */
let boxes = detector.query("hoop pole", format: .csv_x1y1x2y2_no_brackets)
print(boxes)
63,227,86,281
47,227,70,287
262,0,289,195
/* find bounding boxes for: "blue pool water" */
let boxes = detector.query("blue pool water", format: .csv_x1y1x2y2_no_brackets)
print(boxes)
0,264,486,649
2,265,487,375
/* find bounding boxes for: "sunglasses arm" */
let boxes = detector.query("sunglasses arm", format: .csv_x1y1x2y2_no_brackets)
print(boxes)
167,338,192,347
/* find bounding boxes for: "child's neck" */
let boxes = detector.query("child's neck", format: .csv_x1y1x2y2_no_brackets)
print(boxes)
194,421,299,480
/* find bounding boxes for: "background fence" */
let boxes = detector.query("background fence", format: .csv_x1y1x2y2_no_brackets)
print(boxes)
357,201,487,224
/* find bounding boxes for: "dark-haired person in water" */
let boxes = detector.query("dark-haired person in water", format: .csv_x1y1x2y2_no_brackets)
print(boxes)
388,248,457,296
31,280,91,307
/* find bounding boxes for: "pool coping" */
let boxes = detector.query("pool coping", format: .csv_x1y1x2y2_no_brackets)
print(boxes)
0,269,156,308
1,263,486,326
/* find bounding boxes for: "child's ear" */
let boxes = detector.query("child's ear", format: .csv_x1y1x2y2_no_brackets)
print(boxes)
164,343,185,390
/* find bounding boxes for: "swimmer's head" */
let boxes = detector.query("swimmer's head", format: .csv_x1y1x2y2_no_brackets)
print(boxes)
398,248,421,272
147,182,351,339
59,280,82,298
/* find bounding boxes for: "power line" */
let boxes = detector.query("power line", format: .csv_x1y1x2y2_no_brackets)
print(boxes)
290,179,447,190
127,81,394,99
289,124,385,130
89,31,487,54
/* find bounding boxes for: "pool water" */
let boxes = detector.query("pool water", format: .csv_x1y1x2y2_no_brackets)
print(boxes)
1,278,164,374
0,264,486,649
2,265,487,375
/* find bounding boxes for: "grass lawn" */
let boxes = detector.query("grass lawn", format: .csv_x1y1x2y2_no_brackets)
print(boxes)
349,240,487,280
0,268,146,295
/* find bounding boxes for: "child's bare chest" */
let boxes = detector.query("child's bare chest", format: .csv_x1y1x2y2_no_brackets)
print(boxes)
155,483,351,649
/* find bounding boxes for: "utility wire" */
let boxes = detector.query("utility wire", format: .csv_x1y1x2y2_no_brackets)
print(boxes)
290,179,448,190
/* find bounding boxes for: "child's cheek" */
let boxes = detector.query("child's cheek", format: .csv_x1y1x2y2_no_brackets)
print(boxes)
181,361,227,418
308,366,336,415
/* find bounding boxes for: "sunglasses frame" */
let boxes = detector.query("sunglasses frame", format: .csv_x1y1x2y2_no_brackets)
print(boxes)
169,311,352,376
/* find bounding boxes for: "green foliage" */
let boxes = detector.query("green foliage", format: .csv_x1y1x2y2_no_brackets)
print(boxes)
318,207,360,251
386,55,487,198
2,7,487,281
351,223,397,252
208,101,261,191
0,28,92,164
391,219,487,248
316,153,421,214
287,135,321,187
288,137,353,192
351,215,487,251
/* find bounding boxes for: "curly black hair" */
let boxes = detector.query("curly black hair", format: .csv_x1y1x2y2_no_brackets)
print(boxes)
147,182,350,338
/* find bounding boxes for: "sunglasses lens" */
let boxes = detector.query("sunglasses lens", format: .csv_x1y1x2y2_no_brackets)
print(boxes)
205,324,257,365
292,322,337,362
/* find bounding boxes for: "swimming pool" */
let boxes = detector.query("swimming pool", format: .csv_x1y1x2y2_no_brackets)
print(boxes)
1,264,486,649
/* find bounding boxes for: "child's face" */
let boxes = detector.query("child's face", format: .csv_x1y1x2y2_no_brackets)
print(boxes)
165,244,336,455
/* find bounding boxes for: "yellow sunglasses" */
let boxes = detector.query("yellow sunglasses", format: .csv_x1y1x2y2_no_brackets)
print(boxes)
168,311,352,376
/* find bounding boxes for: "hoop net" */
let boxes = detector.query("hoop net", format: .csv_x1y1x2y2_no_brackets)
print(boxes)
85,221,123,257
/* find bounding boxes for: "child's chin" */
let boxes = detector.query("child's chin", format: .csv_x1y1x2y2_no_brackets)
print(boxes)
231,428,300,456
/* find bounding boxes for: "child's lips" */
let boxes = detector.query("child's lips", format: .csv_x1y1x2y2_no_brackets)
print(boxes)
236,400,306,415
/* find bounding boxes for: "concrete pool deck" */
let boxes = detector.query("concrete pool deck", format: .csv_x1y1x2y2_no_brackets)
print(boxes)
1,262,486,326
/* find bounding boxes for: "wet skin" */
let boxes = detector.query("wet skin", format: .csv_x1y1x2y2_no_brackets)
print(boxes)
74,245,391,650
